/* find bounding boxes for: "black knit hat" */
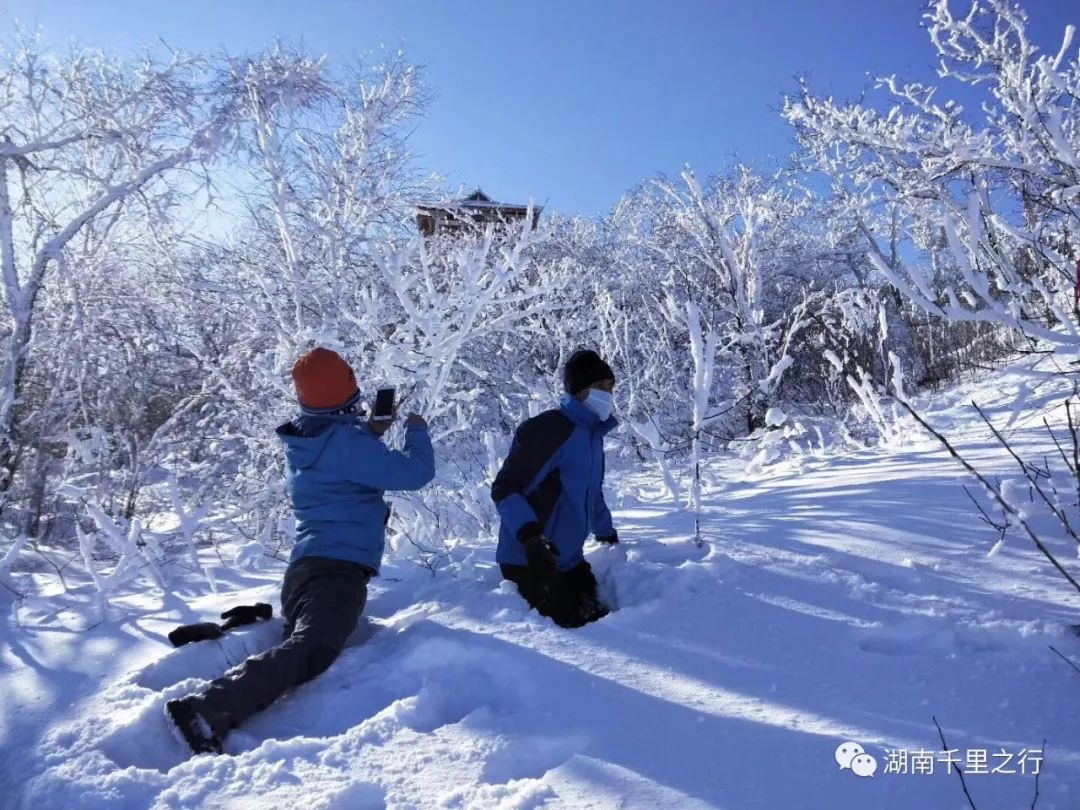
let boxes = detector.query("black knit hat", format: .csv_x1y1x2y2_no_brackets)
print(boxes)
563,350,615,394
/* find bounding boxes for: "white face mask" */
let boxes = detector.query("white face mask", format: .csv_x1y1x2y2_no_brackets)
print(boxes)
583,388,614,422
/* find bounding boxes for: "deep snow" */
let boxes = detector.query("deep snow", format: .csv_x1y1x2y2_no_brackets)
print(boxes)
3,363,1080,809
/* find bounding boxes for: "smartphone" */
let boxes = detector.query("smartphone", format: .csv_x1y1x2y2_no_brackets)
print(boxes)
372,387,395,422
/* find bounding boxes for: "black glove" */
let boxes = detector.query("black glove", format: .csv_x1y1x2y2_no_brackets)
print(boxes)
168,622,224,648
220,603,273,631
594,530,619,545
519,522,559,581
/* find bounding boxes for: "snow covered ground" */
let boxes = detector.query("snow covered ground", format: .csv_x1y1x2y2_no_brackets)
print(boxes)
4,363,1080,809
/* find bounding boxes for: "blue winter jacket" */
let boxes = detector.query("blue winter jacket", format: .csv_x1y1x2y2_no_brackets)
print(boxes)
492,394,617,571
276,413,435,573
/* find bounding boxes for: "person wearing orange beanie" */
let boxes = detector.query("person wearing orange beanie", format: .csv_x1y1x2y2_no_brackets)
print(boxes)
166,347,434,755
290,346,362,414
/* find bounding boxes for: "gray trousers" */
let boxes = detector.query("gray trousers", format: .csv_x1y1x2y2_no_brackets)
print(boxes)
191,556,371,736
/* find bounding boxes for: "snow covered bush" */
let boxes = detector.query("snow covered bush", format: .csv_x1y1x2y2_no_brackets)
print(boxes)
603,166,865,445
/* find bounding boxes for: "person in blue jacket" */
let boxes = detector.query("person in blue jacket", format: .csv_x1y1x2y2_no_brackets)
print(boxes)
492,349,619,628
166,347,434,755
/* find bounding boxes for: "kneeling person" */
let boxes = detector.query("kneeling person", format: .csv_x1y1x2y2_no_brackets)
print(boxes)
492,350,619,628
166,348,434,754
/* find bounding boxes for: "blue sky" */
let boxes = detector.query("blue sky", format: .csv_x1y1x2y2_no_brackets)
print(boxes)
3,1,1077,216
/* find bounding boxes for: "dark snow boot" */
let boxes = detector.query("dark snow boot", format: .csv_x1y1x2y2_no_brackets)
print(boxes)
165,699,223,755
557,562,609,627
577,592,610,625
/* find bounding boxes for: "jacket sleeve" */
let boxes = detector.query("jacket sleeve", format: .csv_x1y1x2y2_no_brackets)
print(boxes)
344,424,435,491
491,414,567,542
591,453,615,537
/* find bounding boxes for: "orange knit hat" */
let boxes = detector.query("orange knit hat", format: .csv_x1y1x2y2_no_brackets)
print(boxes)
291,348,360,412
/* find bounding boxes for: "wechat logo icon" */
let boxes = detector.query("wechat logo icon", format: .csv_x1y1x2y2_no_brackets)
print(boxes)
836,741,878,778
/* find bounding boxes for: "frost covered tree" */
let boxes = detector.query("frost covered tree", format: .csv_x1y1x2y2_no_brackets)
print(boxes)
785,0,1079,369
0,32,241,580
617,167,830,436
146,48,563,570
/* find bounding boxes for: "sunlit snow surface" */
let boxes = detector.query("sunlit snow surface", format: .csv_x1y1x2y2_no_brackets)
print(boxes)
4,362,1080,808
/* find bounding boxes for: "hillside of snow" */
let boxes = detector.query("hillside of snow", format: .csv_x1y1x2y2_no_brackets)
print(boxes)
4,361,1080,809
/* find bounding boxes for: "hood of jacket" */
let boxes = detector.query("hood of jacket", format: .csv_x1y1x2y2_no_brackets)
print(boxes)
276,412,371,471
